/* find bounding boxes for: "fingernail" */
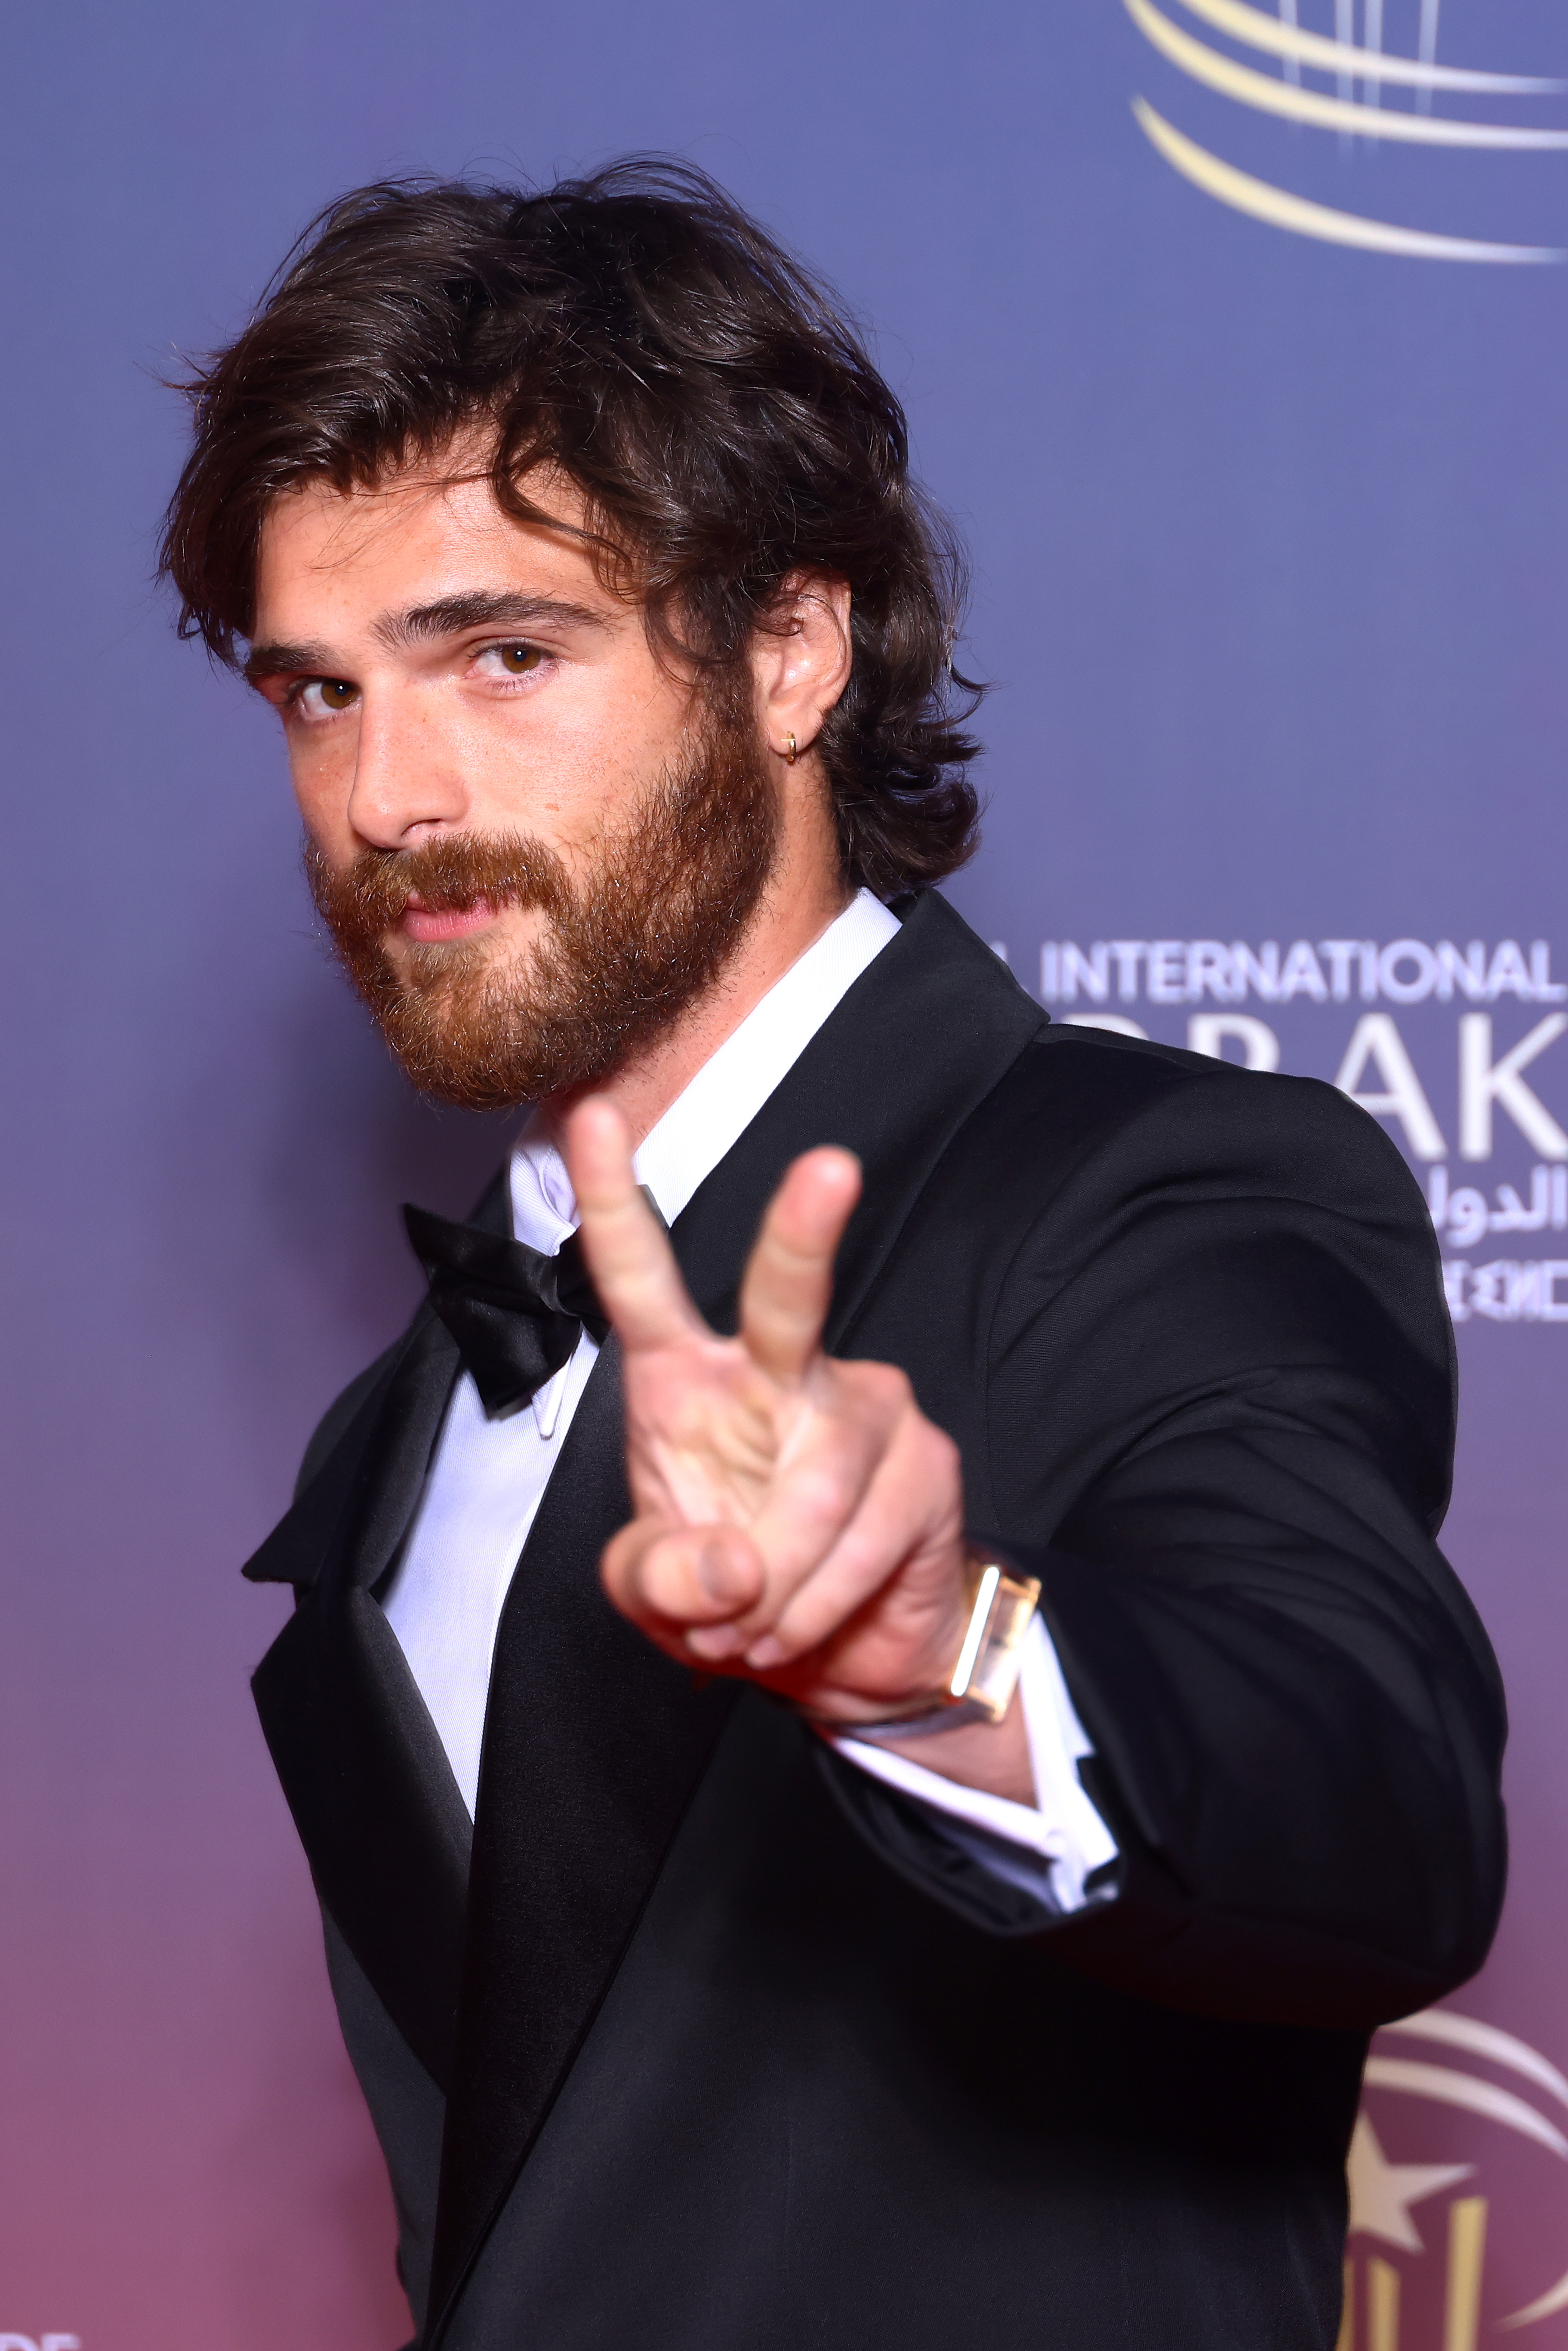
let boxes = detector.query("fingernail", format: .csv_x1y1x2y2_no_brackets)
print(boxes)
687,1625,743,1660
745,1635,784,1669
696,1539,741,1601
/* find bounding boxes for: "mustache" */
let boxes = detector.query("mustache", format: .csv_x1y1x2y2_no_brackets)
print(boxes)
304,830,572,945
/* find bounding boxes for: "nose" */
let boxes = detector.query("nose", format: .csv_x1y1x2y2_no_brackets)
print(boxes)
345,685,470,849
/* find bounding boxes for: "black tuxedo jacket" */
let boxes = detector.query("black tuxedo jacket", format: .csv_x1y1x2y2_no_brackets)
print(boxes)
245,892,1506,2351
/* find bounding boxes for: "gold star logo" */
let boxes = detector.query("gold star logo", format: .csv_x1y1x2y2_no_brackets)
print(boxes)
1347,2113,1476,2254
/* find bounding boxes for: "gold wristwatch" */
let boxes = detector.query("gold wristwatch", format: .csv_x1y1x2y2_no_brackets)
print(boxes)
843,1551,1041,1744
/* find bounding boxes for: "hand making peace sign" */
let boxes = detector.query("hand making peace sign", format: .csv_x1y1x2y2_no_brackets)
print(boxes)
565,1098,1035,1800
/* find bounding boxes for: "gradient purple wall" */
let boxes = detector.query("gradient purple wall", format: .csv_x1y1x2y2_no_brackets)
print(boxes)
5,4,1567,2344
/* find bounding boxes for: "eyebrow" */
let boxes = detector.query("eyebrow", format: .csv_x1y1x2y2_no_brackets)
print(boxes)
376,590,612,648
243,638,334,685
243,591,612,685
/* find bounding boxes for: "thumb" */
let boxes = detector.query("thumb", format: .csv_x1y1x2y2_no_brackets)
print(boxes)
602,1518,765,1631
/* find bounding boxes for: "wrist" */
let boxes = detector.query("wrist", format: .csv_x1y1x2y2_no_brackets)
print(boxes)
857,1698,1037,1806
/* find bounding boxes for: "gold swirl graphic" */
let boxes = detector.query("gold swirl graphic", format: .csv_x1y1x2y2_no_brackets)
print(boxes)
1127,0,1568,146
1172,0,1561,95
1131,99,1562,262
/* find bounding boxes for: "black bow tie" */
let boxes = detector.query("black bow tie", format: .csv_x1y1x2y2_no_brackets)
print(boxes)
403,1202,611,1419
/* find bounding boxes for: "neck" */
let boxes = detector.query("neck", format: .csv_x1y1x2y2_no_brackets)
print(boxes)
542,811,851,1153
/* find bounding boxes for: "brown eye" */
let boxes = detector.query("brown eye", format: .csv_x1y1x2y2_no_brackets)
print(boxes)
319,679,357,709
498,643,542,674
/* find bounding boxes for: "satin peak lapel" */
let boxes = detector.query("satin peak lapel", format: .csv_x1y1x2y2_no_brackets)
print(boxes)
249,1306,474,2090
674,889,1047,1351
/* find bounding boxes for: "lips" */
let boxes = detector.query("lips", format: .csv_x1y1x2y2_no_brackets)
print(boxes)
400,891,499,944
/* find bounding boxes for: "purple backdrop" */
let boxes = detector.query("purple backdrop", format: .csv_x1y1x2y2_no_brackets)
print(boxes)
6,3,1568,2344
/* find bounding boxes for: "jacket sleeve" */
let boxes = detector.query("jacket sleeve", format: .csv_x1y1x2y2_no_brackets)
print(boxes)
836,1055,1506,2031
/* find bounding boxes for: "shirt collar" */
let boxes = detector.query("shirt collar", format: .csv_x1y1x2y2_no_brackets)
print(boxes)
507,889,900,1253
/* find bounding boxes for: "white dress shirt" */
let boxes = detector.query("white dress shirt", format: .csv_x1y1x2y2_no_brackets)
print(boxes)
380,890,1117,1914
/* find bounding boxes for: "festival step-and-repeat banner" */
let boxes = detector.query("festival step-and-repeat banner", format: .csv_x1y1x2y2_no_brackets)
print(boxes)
1035,928,1568,2348
5,3,1568,2346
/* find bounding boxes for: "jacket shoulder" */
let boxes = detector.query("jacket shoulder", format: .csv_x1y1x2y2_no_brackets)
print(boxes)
291,1168,510,1503
922,1020,1453,1463
1000,1021,1430,1218
294,1341,404,1501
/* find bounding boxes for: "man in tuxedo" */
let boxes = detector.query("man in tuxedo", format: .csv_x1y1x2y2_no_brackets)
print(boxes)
162,163,1506,2349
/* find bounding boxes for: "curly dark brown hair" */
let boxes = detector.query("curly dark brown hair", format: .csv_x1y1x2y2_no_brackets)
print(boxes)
159,158,982,898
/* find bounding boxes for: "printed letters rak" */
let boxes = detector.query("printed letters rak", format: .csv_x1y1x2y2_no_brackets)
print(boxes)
1015,936,1568,1331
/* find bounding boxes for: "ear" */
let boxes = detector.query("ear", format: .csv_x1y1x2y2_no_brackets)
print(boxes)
748,573,852,765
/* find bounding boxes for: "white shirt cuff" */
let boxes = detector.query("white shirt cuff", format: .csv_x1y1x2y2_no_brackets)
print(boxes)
831,1614,1120,1915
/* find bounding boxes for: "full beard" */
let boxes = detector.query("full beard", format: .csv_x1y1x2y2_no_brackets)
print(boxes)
305,678,781,1110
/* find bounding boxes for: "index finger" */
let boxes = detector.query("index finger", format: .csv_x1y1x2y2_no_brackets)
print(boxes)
739,1147,862,1384
564,1096,706,1351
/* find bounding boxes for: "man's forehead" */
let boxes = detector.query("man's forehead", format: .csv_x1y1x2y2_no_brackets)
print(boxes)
253,461,613,628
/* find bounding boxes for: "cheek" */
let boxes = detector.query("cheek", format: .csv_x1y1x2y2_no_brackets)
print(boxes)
457,707,635,842
479,660,693,835
285,728,357,842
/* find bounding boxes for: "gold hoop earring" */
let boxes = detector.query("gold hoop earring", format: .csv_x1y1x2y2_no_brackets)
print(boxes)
784,732,798,765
